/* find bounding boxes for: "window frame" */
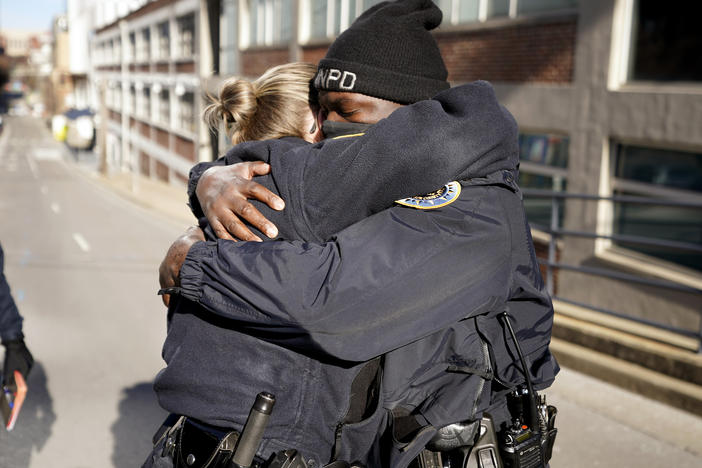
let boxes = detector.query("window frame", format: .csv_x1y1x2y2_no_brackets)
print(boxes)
595,139,702,284
608,0,702,92
176,13,196,59
241,0,294,48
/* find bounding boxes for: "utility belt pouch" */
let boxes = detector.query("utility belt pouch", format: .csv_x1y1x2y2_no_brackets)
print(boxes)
175,418,240,468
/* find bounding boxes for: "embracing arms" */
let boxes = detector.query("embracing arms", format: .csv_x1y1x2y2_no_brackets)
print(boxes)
188,82,518,242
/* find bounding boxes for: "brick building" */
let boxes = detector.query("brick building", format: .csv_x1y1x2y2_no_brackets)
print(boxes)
90,0,213,184
88,0,701,334
208,0,701,333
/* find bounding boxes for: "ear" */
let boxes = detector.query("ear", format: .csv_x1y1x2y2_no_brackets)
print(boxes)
303,109,324,143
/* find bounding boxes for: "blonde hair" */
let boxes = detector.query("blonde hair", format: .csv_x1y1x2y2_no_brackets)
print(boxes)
204,62,317,144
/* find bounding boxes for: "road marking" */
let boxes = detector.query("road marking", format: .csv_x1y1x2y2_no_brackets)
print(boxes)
51,202,61,214
72,233,91,252
27,155,39,179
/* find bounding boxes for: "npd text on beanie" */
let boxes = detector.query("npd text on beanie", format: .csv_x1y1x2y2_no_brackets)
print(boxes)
315,0,450,104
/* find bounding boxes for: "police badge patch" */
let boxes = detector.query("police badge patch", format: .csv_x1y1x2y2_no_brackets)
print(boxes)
395,181,461,210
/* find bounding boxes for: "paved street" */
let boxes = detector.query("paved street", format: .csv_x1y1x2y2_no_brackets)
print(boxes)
0,116,701,467
0,116,190,467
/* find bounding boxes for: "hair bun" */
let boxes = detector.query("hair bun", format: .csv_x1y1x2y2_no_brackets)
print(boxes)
203,78,257,137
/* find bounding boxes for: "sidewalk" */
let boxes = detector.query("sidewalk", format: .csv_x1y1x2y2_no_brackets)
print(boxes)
62,142,702,467
66,149,195,229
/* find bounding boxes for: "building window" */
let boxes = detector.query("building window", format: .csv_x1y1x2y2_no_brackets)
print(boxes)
138,28,151,62
128,32,136,63
629,0,702,82
129,85,137,114
140,87,151,119
157,21,170,60
178,91,195,133
307,0,381,40
114,86,122,111
438,0,576,25
221,0,239,74
610,143,702,272
518,132,570,228
115,37,122,63
158,89,170,126
177,13,196,58
245,0,293,47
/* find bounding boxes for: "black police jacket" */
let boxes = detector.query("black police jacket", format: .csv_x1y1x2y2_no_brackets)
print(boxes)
0,243,24,343
158,82,559,467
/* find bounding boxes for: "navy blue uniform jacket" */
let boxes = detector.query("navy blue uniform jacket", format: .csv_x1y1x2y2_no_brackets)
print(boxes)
156,82,559,467
0,243,23,343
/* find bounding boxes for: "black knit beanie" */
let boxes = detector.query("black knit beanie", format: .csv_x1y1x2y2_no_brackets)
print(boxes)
314,0,449,104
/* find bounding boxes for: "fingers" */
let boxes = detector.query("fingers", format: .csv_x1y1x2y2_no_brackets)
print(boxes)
245,161,273,177
246,180,285,211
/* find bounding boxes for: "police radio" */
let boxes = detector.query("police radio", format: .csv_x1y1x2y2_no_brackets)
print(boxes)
497,313,557,468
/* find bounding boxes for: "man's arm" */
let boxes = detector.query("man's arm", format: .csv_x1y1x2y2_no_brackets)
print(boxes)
177,187,512,362
190,82,518,242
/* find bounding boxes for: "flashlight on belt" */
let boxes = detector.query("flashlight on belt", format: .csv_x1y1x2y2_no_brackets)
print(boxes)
232,392,276,468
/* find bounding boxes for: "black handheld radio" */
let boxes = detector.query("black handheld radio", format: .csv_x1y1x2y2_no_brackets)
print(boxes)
497,313,557,468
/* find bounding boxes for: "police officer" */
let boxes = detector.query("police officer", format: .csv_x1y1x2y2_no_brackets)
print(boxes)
1,242,33,395
157,1,558,467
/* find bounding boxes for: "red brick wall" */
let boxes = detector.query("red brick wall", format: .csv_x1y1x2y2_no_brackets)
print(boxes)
155,128,169,148
301,45,329,65
241,48,290,77
436,19,577,83
140,122,151,137
175,135,196,161
176,61,195,73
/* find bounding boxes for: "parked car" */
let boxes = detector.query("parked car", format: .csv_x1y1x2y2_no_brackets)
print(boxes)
63,108,96,151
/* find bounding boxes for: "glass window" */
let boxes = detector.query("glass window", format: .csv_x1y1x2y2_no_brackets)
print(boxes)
128,32,136,62
247,0,293,46
309,0,370,40
220,0,238,74
518,133,570,229
630,0,702,82
129,86,136,114
517,0,577,15
612,143,702,271
310,0,328,39
141,87,151,119
158,21,170,60
520,173,567,228
615,144,702,194
139,28,150,62
458,0,481,23
487,0,510,18
159,89,170,126
179,92,195,133
519,133,569,168
177,13,196,58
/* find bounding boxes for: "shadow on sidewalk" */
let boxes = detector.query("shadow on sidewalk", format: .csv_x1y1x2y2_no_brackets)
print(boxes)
111,382,168,468
0,362,56,468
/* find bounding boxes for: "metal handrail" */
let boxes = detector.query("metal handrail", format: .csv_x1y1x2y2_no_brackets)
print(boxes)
522,188,702,353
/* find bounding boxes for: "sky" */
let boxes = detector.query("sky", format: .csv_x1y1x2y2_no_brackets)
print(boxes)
0,0,66,32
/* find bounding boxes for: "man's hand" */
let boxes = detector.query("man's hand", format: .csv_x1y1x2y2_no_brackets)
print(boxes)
159,226,205,307
2,339,33,390
196,162,285,242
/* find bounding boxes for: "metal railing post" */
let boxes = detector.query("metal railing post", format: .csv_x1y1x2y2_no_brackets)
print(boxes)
547,196,559,296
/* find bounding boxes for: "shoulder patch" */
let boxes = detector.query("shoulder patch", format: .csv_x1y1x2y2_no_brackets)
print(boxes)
395,181,461,210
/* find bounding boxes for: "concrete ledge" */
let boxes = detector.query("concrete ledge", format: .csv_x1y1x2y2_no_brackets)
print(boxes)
554,299,700,352
554,313,702,386
551,338,702,417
